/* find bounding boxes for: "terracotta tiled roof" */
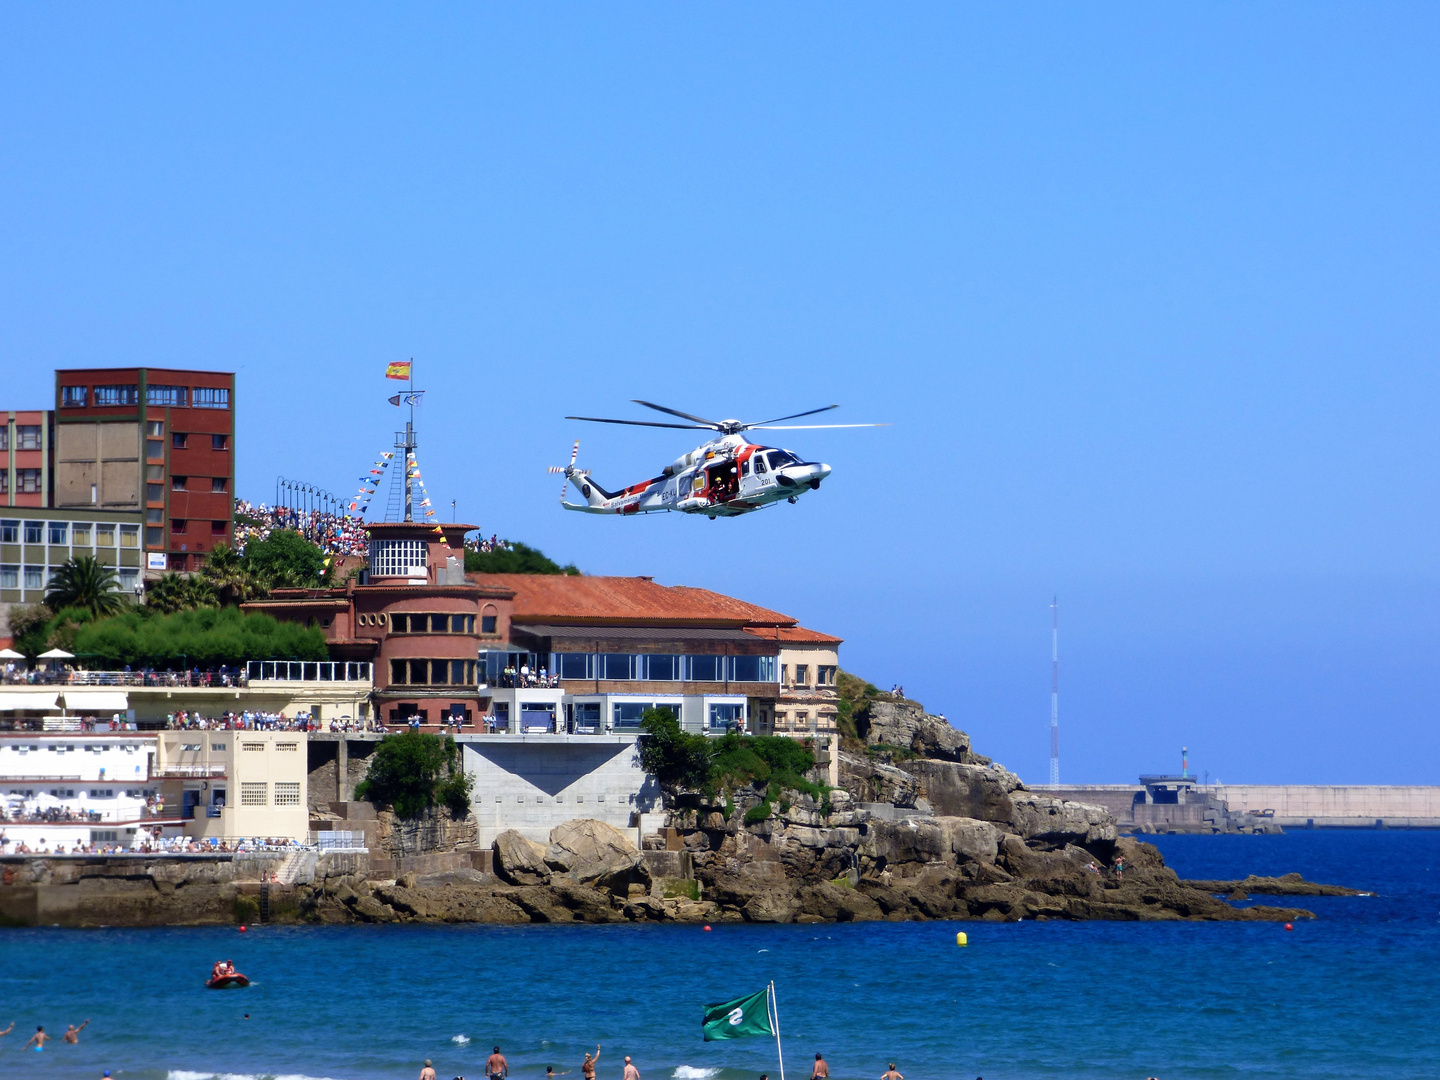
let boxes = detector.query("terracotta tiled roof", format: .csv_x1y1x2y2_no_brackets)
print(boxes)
743,625,844,645
469,574,797,628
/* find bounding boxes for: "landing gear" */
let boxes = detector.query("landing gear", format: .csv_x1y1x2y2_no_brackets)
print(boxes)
708,514,717,520
787,495,798,504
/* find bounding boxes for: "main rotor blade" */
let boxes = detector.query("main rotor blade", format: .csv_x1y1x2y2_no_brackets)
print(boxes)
747,423,891,430
743,404,839,427
630,400,722,427
565,415,713,430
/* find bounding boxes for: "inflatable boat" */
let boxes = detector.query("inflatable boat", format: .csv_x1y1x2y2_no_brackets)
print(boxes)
206,973,250,989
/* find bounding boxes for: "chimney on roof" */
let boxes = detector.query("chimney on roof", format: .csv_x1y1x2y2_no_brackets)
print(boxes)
637,575,654,582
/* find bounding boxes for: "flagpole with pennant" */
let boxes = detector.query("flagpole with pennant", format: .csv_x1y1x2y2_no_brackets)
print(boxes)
702,982,784,1080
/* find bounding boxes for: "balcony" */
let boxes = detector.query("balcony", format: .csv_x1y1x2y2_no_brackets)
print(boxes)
155,765,227,779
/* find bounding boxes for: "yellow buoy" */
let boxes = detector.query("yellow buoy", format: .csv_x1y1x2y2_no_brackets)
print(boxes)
955,931,968,947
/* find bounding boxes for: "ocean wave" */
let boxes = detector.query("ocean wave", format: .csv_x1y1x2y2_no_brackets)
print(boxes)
452,1035,471,1045
672,1068,721,1079
168,1071,351,1080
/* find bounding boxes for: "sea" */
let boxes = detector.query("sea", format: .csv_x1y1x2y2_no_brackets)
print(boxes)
1,830,1437,1080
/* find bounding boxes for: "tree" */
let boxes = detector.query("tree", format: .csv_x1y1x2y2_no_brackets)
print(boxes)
45,556,130,618
464,541,578,575
355,732,473,819
244,529,332,589
199,543,264,605
638,708,714,788
71,606,328,668
143,572,218,614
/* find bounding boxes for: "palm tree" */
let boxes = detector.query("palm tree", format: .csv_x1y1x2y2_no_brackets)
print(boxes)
45,555,129,617
198,543,264,605
143,572,218,614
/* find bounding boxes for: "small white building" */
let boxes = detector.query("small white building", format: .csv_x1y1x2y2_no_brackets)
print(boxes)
0,732,172,852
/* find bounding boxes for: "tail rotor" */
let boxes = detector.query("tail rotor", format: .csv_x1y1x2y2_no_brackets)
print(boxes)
548,440,587,501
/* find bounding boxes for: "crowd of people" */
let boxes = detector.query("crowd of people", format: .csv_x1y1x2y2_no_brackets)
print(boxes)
0,828,306,856
497,663,561,688
233,499,370,556
1,663,249,689
166,709,317,731
465,533,511,553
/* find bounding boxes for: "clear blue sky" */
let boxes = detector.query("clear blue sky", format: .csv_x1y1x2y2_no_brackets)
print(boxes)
3,6,1437,784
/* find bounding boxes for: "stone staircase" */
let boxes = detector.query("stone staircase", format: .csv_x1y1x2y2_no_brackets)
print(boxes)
274,849,318,886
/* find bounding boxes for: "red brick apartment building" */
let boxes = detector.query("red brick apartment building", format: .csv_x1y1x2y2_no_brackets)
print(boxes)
52,368,235,571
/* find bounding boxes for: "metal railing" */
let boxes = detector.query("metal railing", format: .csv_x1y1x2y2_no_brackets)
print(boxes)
4,670,250,688
154,765,228,779
246,661,372,683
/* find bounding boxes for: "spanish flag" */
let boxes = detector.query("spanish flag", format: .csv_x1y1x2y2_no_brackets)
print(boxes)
385,360,412,381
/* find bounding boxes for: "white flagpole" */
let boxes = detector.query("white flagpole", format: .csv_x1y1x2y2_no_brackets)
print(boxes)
769,981,785,1080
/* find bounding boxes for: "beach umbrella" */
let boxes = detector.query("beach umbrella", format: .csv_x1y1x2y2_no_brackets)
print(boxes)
38,648,75,659
0,647,23,659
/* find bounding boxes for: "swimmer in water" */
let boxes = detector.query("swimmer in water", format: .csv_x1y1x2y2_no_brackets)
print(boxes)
581,1045,601,1080
23,1026,49,1051
881,1065,903,1080
0,1021,13,1040
420,1060,436,1080
63,1020,90,1044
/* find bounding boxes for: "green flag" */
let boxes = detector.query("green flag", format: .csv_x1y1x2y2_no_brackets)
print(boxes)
703,986,774,1042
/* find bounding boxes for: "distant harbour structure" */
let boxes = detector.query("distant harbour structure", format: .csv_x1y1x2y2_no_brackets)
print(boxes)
1049,595,1059,790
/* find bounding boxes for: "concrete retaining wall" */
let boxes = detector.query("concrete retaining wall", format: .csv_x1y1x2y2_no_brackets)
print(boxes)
1214,785,1440,827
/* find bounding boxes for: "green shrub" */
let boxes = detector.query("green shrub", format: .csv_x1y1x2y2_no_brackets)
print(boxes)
68,606,327,669
638,708,713,788
464,541,578,575
355,732,471,820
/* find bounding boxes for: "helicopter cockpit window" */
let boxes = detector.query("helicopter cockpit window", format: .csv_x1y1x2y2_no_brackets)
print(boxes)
767,450,798,469
741,459,750,476
753,455,768,474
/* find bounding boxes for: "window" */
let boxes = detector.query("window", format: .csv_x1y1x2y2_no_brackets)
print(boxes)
17,470,41,494
754,454,768,475
688,654,721,681
645,654,678,681
409,659,430,685
24,521,42,544
273,782,301,806
211,520,226,536
171,476,186,491
767,450,799,469
180,742,201,752
146,421,164,438
211,433,228,449
171,519,187,535
147,484,164,503
0,521,15,543
147,440,164,461
241,741,265,752
118,567,139,591
275,742,298,752
0,565,16,589
390,659,406,685
612,702,656,729
818,665,837,686
450,659,467,685
193,388,230,409
94,385,139,406
780,664,789,685
211,478,226,493
16,425,42,450
450,614,466,633
796,711,810,730
240,783,267,806
0,429,6,450
72,523,92,546
171,432,187,449
709,703,744,732
48,521,68,545
61,386,88,407
601,654,633,680
795,664,810,687
557,653,592,679
147,385,187,407
481,613,497,634
368,538,427,577
95,523,115,546
0,473,6,495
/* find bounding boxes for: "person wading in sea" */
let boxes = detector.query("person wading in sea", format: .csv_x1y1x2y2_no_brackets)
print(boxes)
63,1020,90,1043
582,1045,601,1080
622,1055,640,1080
487,1046,508,1080
811,1054,829,1080
24,1026,50,1052
881,1064,903,1080
419,1059,436,1080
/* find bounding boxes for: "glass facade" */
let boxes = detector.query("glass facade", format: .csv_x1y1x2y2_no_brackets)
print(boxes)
369,538,427,577
547,652,776,683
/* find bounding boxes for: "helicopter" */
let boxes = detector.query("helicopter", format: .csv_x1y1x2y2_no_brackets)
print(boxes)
549,400,886,518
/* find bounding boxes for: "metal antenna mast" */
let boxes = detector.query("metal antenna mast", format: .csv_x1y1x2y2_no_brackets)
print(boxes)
1049,596,1059,790
394,359,418,522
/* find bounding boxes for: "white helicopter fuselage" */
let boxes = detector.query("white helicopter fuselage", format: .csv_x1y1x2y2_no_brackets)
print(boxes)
562,433,832,518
